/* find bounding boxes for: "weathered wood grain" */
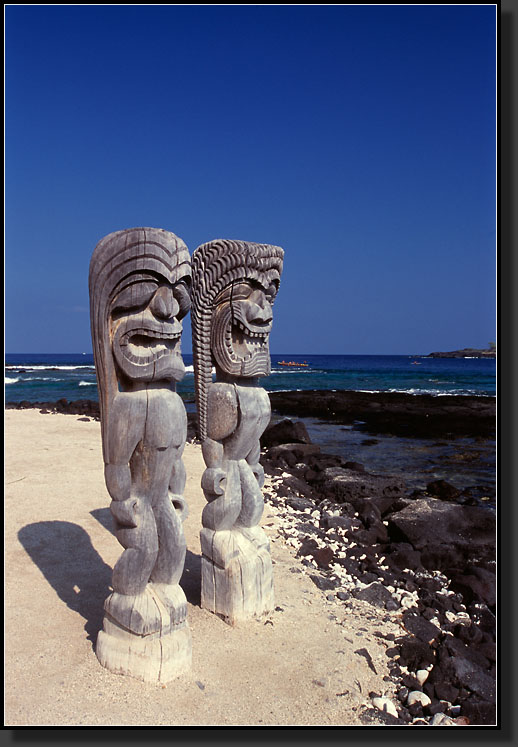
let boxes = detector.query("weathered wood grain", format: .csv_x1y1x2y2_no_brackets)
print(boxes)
89,227,192,682
191,239,283,624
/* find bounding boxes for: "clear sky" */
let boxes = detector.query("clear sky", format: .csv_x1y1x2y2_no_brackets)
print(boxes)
5,4,496,355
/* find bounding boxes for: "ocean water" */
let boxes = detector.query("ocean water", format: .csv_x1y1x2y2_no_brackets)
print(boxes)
5,353,496,494
5,352,496,403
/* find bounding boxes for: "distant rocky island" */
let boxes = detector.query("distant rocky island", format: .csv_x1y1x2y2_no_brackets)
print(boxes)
427,346,496,359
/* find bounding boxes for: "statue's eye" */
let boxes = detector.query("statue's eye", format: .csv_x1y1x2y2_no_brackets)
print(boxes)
111,281,158,313
231,282,254,300
174,281,191,319
265,283,278,302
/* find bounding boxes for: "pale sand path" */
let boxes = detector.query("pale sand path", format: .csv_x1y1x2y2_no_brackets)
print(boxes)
5,410,401,726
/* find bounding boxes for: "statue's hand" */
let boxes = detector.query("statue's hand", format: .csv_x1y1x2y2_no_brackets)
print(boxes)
201,467,227,497
169,493,189,522
110,496,141,527
251,462,265,488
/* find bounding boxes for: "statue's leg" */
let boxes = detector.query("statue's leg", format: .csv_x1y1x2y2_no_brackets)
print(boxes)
235,459,270,551
201,459,242,530
97,496,174,682
201,460,273,623
236,458,265,528
200,460,240,619
237,460,274,615
97,495,191,682
100,496,163,635
149,492,188,627
111,497,158,594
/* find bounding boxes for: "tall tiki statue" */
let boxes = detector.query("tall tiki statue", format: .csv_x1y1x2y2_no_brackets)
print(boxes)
191,239,284,624
89,227,192,682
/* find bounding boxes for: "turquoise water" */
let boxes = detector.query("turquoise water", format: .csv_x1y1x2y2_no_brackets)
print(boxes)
5,353,496,403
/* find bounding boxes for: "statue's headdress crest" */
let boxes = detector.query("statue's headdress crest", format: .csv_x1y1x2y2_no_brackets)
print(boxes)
191,239,284,440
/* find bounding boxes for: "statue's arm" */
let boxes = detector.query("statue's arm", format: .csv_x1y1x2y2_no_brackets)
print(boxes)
169,456,186,494
103,394,144,526
169,455,188,520
206,382,239,442
245,441,265,488
201,383,239,496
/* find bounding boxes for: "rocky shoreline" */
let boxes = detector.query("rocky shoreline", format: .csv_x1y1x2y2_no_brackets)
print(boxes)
7,395,496,725
6,388,496,439
259,417,496,725
268,390,495,438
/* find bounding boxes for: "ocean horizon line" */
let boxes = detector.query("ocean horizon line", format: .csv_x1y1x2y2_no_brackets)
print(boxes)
6,351,496,403
6,351,447,357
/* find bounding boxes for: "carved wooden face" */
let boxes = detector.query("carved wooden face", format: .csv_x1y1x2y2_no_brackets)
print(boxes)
211,279,278,378
110,271,191,383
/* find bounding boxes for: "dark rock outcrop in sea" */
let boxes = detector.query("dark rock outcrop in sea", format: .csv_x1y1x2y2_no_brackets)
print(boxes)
426,348,495,359
267,390,495,438
8,389,496,442
261,418,312,447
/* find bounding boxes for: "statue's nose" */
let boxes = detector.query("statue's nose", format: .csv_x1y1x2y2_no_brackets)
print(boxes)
149,286,179,319
247,292,272,325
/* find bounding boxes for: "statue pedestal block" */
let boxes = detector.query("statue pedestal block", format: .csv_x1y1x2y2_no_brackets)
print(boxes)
96,587,191,683
96,619,192,684
200,527,274,625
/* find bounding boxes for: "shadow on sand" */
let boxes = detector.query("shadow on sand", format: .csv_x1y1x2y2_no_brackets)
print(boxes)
18,510,203,654
18,521,112,648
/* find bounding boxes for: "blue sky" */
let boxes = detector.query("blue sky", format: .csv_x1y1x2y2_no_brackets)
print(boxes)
5,4,496,355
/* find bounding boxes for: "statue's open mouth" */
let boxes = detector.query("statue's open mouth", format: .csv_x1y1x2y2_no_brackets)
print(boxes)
119,325,182,365
229,319,271,362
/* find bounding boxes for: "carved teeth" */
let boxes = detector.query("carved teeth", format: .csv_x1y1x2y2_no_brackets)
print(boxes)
224,317,270,364
122,329,181,363
126,330,181,342
235,320,268,339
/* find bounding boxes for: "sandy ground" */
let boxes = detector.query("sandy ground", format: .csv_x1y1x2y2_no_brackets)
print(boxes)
5,410,404,727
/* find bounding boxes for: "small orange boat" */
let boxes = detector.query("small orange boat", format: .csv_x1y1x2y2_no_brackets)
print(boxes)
278,360,309,367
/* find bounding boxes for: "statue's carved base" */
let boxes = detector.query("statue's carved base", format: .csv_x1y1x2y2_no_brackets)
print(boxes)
95,585,191,683
200,526,274,625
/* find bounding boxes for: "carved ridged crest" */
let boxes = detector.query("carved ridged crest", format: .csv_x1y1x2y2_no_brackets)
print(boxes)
191,239,284,441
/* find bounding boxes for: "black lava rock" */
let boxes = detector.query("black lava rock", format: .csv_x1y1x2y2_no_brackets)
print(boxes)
399,639,435,669
268,390,495,439
308,574,339,591
402,612,441,643
352,582,396,609
260,418,312,447
426,480,461,501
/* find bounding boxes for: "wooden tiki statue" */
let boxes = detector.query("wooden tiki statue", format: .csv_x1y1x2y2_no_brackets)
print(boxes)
191,239,284,624
89,227,192,682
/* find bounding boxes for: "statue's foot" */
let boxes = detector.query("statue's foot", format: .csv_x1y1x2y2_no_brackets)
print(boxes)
200,527,240,568
150,583,187,627
236,524,270,551
104,589,164,636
